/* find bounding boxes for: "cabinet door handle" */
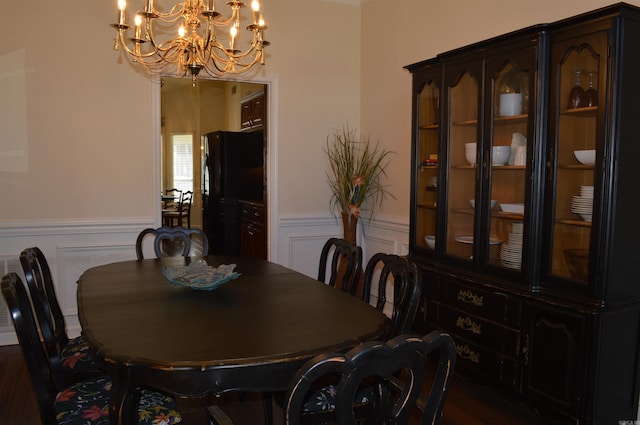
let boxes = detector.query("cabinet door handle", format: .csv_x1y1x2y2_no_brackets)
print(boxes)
456,343,480,363
456,315,482,334
457,289,483,306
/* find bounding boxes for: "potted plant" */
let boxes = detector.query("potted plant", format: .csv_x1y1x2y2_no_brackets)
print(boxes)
325,124,395,243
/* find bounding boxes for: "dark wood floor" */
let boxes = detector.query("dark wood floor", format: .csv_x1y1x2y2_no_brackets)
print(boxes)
0,344,547,424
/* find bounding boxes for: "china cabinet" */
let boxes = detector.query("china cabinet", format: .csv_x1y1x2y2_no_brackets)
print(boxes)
406,4,640,424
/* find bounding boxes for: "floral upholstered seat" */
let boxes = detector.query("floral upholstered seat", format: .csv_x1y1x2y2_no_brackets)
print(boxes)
55,377,181,425
1,272,182,425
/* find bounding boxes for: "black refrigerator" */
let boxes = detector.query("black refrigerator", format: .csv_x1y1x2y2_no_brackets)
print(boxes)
202,130,264,255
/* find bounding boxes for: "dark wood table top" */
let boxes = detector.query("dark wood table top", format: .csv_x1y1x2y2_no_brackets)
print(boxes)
77,256,389,424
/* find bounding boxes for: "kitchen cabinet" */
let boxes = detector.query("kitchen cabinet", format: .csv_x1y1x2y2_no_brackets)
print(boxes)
241,91,264,131
406,4,640,424
239,200,266,259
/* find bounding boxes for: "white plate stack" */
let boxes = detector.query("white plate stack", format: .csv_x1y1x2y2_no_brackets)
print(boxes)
500,222,523,270
570,185,593,222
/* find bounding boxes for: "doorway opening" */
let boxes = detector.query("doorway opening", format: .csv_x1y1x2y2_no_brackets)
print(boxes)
160,77,268,258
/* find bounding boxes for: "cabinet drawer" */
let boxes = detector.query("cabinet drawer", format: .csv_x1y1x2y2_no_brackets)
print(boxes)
452,335,520,391
436,278,521,326
436,304,520,357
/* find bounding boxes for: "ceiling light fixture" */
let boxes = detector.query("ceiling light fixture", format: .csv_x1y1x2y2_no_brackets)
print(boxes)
111,0,270,86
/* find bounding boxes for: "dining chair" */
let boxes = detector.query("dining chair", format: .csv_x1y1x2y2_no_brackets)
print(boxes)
163,190,193,228
284,331,456,425
362,253,422,339
135,226,209,260
317,237,363,296
280,253,423,425
19,247,103,389
1,272,183,425
164,188,182,209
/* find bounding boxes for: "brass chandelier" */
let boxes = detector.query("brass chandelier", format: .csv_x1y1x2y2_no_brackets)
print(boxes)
111,0,270,85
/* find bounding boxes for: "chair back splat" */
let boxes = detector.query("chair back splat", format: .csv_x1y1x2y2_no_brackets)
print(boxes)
20,247,102,388
136,226,209,260
284,331,457,425
362,253,422,338
317,238,363,296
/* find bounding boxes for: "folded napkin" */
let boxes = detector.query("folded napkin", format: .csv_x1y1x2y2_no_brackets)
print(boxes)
163,261,240,290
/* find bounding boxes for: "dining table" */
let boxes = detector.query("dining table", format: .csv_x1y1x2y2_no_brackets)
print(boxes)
76,255,390,425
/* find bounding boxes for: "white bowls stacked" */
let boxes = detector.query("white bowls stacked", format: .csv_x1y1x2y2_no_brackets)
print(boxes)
574,149,596,165
465,143,477,165
492,146,511,165
570,185,593,222
500,221,523,270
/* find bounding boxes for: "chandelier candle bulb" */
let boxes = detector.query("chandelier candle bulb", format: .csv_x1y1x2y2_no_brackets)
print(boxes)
117,0,126,25
252,0,260,24
134,15,142,40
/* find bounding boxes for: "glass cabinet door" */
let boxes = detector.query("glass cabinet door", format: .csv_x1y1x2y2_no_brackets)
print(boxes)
445,65,481,261
414,77,440,251
546,30,606,285
485,52,535,271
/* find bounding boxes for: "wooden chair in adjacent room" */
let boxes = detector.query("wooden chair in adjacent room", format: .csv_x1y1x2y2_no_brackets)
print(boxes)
284,331,457,425
19,247,103,389
163,190,193,228
135,226,209,260
1,272,183,425
317,237,363,296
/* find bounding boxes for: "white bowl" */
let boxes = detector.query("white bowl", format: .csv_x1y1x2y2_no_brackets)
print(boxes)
424,235,435,249
465,150,476,165
574,149,596,165
492,146,511,165
500,203,525,214
469,199,497,209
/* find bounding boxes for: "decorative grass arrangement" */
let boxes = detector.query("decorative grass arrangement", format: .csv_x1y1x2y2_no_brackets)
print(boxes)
325,125,395,225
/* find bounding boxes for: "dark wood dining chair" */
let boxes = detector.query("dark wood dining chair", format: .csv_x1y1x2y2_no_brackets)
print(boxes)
163,190,193,228
1,272,183,425
362,252,422,339
19,247,103,389
278,253,423,425
284,331,457,425
135,226,209,260
317,237,363,296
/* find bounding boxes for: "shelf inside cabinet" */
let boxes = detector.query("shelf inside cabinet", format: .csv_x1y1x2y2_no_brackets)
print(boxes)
556,219,592,227
560,106,597,116
493,165,526,170
494,114,528,124
559,164,594,170
452,118,478,127
495,211,524,219
417,203,437,210
419,124,439,130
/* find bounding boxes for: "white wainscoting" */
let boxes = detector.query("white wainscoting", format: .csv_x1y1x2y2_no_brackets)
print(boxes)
0,214,409,345
0,219,153,345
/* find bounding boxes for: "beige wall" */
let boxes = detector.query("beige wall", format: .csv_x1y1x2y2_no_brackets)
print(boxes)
2,0,639,231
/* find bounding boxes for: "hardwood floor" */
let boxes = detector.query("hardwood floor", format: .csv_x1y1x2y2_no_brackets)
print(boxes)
0,344,546,424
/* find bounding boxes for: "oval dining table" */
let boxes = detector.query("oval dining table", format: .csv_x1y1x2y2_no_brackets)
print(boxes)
77,255,390,425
